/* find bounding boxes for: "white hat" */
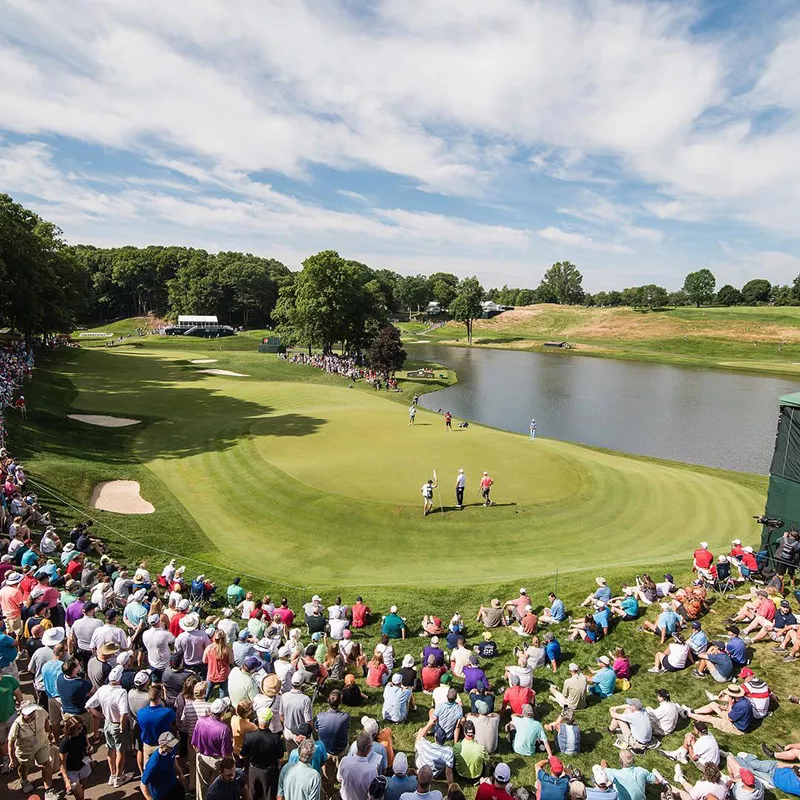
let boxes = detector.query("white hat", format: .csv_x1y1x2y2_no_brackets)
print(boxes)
312,594,321,602
520,588,527,595
0,555,13,563
278,645,291,658
196,575,205,582
700,542,709,549
390,605,398,613
391,673,402,685
393,752,408,775
402,654,415,668
660,602,670,610
20,702,40,716
42,627,65,646
592,766,610,787
134,670,151,687
179,613,200,632
458,468,464,473
116,650,133,667
5,572,22,585
109,665,124,683
178,599,190,611
744,546,754,553
430,636,439,644
595,577,607,586
361,716,379,736
132,588,147,601
148,613,161,625
568,662,579,672
524,604,532,612
63,543,76,552
291,672,305,686
223,608,234,618
732,539,741,545
209,699,226,715
483,471,488,476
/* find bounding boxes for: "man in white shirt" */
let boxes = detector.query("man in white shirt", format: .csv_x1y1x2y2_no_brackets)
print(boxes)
338,731,378,800
71,602,104,667
85,665,135,787
274,646,296,693
217,608,239,645
89,609,131,653
662,720,720,766
142,614,175,678
647,689,680,737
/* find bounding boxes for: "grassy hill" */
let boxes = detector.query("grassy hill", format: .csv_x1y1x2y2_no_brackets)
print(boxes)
401,305,800,376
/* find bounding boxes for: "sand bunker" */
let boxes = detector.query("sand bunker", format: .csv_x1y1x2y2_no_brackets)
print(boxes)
197,369,249,377
69,414,141,428
190,359,218,364
90,480,154,514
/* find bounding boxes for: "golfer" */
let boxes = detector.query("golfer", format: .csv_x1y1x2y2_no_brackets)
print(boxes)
421,477,437,516
445,412,452,432
408,405,417,426
530,419,536,440
455,470,466,510
480,472,494,507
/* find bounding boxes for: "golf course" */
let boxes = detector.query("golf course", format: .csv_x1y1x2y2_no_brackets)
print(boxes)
11,332,766,587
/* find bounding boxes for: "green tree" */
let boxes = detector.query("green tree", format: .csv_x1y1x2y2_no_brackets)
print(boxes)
716,285,743,307
638,284,668,310
515,288,535,306
538,261,584,305
427,272,459,307
593,291,609,307
367,324,407,379
770,285,795,306
395,274,431,311
607,290,623,307
741,278,772,304
683,269,716,307
668,289,689,307
450,276,484,344
620,287,643,307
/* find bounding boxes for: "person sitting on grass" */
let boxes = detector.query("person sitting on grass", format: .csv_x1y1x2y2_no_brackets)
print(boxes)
534,756,569,800
727,753,800,797
724,624,748,669
540,593,567,625
381,606,406,640
476,598,505,629
501,673,534,716
687,621,709,656
609,588,639,622
600,749,667,800
510,605,538,637
646,689,681,739
545,706,581,756
468,680,495,714
671,761,728,800
425,687,464,744
516,636,546,669
453,719,489,781
549,662,587,710
639,603,680,643
687,683,752,736
608,699,653,751
504,652,533,689
503,589,530,625
588,657,617,699
450,638,471,679
648,633,691,674
463,655,489,693
671,585,708,625
413,730,454,784
661,719,720,767
382,673,415,723
466,699,500,755
475,763,513,800
630,573,658,606
422,635,445,667
421,615,445,637
506,704,551,757
474,631,497,659
746,598,795,644
342,674,369,707
421,654,448,693
580,577,612,607
612,647,631,681
543,632,562,673
567,615,600,643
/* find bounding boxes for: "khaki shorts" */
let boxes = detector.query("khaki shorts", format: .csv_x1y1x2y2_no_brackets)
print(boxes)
5,617,23,636
48,697,63,728
15,742,51,767
104,722,132,752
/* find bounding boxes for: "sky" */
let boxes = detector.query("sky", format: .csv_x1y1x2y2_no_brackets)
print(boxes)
2,0,800,291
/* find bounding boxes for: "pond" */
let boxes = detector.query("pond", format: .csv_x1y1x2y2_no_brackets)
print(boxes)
412,345,799,473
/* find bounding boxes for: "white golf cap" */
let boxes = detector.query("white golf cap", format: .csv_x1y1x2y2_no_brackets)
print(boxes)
312,595,321,602
458,468,464,473
732,539,741,545
483,471,488,475
569,662,579,671
700,541,709,548
520,588,527,594
390,605,398,613
109,665,124,683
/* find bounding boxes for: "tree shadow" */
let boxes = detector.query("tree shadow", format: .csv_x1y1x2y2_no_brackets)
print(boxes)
11,347,326,465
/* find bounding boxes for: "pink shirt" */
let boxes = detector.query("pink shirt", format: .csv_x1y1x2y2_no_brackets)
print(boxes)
0,585,23,619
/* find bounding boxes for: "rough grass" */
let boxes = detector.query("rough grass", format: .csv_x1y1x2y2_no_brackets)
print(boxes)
411,305,800,377
6,342,798,797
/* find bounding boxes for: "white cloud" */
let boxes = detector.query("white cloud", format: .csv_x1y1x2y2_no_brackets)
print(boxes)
538,227,632,254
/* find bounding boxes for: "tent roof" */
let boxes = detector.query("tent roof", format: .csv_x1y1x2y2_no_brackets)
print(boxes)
781,392,800,409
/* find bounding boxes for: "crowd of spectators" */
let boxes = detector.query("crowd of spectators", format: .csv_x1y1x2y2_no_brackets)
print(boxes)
280,353,398,390
0,341,34,449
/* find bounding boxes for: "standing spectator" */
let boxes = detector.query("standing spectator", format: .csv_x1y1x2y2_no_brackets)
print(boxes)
338,732,379,800
139,684,177,763
141,730,186,800
315,690,350,797
58,715,92,800
8,702,58,798
193,698,234,799
242,707,286,800
279,739,322,800
143,614,176,681
204,630,234,701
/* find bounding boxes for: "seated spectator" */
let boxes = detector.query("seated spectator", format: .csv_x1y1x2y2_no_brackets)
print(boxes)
476,599,505,629
422,636,445,667
672,762,727,800
453,719,489,780
466,700,500,755
501,673,534,716
609,588,639,621
649,633,691,674
534,757,569,800
421,655,447,693
687,684,752,736
516,636,546,669
739,668,771,719
612,647,631,680
548,663,587,710
588,657,617,699
511,605,538,637
746,599,795,644
503,589,530,624
463,656,489,693
450,638,471,679
421,615,445,637
724,625,748,668
507,704,551,757
381,606,406,640
475,763,513,800
631,574,658,606
342,674,368,707
639,603,680,643
382,674,415,723
504,654,533,689
543,632,561,673
425,687,463,744
474,632,497,659
545,706,581,756
350,596,370,629
540,593,566,625
608,699,653,751
385,752,416,800
413,728,454,783
661,719,720,766
366,654,389,688
687,621,709,656
580,577,612,608
646,689,680,738
727,753,800,797
567,615,600,644
693,542,714,573
469,680,495,714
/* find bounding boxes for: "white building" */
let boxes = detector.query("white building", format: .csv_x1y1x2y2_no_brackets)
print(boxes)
177,315,218,328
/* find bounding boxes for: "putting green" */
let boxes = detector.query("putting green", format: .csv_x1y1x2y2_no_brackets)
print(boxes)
49,346,764,586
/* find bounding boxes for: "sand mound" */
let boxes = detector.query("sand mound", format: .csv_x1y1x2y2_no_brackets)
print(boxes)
90,480,154,514
197,369,249,377
69,414,141,428
190,359,218,364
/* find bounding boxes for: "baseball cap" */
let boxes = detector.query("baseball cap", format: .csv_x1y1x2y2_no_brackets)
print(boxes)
568,662,579,672
464,720,476,735
549,757,564,775
739,667,755,679
278,645,291,658
494,764,511,783
158,731,179,748
393,752,408,775
238,629,250,640
291,672,305,686
256,707,274,725
391,673,402,685
209,699,226,715
311,632,323,641
20,702,39,716
624,698,643,710
244,656,262,671
739,770,756,787
148,613,160,625
691,621,701,629
134,670,151,687
390,605,398,613
597,655,611,666
440,673,452,684
592,766,610,786
109,665,124,683
178,599,190,611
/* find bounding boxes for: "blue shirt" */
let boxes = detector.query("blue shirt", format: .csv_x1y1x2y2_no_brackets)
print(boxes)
728,697,752,732
382,684,413,722
0,634,18,668
36,563,59,582
549,599,566,622
688,631,708,654
314,709,350,755
593,608,611,632
512,718,546,756
141,748,178,800
620,597,639,617
774,767,800,796
707,652,734,679
42,659,63,697
386,774,417,800
591,667,616,698
725,637,747,665
656,610,680,635
434,701,464,736
595,587,612,603
138,705,177,746
58,674,92,714
537,769,569,800
545,639,562,664
288,740,328,773
557,722,581,755
21,550,39,568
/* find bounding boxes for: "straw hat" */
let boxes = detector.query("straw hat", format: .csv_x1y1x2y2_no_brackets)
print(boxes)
179,613,200,632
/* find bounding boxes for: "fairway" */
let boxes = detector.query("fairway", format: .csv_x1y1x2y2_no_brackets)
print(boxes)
18,343,766,587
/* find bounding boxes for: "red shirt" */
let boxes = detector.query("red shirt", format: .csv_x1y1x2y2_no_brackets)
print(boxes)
742,553,758,571
66,560,83,579
170,612,186,637
421,665,447,691
502,685,533,715
756,598,775,620
366,663,387,688
730,545,746,559
351,603,369,628
480,476,493,489
476,783,514,800
693,549,713,569
521,613,538,635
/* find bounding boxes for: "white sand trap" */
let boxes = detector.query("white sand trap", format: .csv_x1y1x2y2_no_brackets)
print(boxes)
413,339,431,343
90,480,154,514
190,358,218,363
69,414,141,428
197,368,249,377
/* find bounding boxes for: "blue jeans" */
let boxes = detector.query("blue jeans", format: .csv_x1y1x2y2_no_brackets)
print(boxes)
735,754,776,784
205,679,228,701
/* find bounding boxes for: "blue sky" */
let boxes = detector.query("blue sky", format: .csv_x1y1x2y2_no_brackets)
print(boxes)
2,0,800,291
